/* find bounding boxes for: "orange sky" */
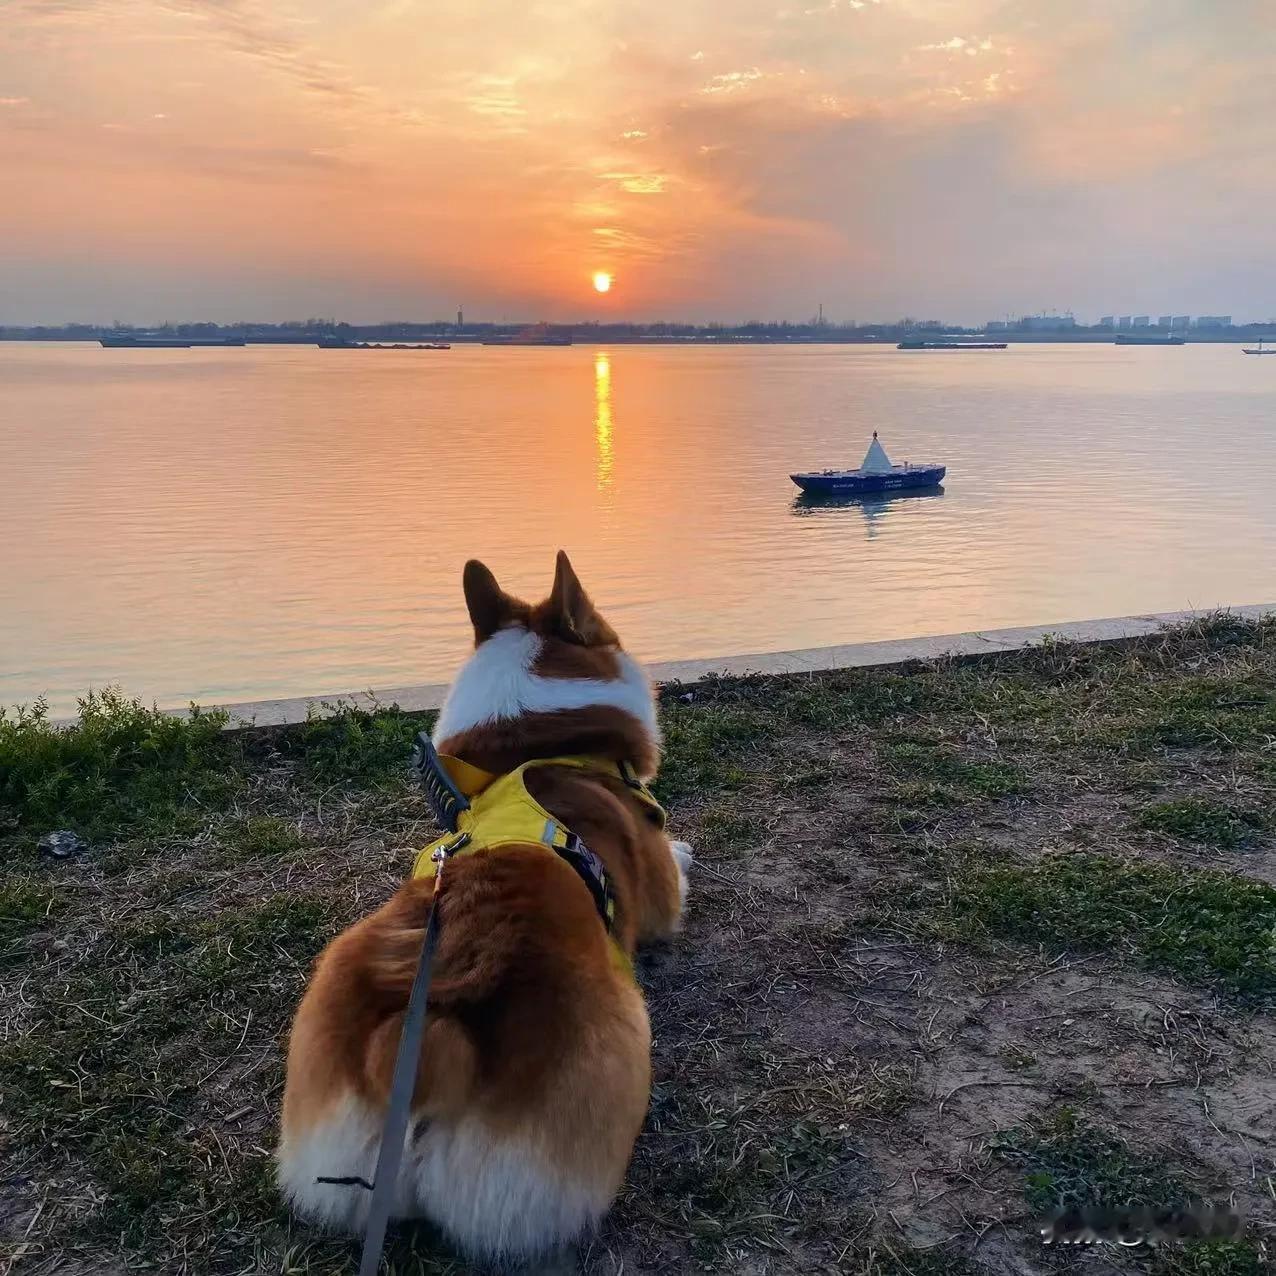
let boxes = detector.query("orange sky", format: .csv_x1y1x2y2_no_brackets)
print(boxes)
2,0,1273,324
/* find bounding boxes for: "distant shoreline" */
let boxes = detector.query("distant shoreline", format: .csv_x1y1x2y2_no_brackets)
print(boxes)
2,332,1272,346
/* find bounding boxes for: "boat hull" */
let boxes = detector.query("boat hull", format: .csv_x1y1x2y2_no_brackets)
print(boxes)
790,465,946,495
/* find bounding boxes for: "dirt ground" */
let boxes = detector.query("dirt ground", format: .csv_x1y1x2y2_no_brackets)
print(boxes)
2,616,1273,1275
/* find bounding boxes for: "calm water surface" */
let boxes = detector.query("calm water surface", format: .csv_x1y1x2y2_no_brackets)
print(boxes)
2,341,1274,715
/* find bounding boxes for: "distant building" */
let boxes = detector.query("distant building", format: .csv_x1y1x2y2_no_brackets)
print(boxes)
1157,315,1173,328
1195,315,1232,328
986,320,1009,331
1097,316,1115,328
1018,314,1077,331
1118,316,1133,329
1132,315,1150,327
1172,315,1191,330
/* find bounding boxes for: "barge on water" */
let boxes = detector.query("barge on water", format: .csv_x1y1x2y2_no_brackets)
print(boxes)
791,432,946,496
897,340,1007,350
317,339,450,349
100,335,247,348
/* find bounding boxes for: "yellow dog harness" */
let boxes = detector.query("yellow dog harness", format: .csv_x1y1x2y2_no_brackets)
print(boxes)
409,736,666,970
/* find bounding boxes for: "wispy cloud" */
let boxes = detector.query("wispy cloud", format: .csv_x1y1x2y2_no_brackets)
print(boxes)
602,171,670,194
702,68,765,94
919,36,996,55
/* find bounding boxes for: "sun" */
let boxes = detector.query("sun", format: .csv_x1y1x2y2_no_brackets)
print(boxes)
592,271,613,293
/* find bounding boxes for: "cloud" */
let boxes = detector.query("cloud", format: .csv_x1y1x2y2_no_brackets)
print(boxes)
702,68,765,94
602,171,670,193
918,36,995,55
1,0,380,115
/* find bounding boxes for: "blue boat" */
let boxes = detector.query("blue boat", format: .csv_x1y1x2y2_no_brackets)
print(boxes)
791,432,946,496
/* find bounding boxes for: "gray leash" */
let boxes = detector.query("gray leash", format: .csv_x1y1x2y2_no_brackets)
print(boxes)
356,869,445,1276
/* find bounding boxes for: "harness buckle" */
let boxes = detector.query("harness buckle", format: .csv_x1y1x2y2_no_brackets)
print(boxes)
410,732,470,833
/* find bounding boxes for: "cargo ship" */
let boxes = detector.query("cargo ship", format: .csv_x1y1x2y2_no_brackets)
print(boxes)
1114,334,1185,346
897,340,1006,350
100,335,247,348
791,432,946,496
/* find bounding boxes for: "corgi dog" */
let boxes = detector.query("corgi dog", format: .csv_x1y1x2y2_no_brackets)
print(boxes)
277,552,692,1262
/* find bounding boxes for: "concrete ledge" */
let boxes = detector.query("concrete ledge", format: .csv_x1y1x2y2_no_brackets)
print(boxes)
209,604,1274,729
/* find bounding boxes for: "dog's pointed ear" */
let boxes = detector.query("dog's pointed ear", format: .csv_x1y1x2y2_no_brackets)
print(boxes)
463,559,523,644
546,550,616,646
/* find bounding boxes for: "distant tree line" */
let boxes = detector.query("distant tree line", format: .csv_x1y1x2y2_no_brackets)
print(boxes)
3,317,1273,343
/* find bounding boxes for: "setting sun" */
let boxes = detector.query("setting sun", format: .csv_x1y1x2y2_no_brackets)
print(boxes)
592,271,613,294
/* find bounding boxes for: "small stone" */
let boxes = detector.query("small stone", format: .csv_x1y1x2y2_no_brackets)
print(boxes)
38,830,87,859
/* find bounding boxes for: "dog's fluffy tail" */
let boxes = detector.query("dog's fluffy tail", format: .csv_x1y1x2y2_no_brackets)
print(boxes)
359,875,522,1008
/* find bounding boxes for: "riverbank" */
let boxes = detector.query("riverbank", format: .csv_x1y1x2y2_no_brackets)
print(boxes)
2,614,1274,1273
196,605,1276,728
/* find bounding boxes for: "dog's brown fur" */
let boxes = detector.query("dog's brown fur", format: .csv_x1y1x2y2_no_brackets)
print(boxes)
277,553,686,1261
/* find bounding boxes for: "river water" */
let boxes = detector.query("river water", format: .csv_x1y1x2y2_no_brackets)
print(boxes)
2,340,1273,714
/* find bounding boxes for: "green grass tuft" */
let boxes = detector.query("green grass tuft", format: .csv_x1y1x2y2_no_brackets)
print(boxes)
0,690,241,843
274,703,426,788
654,704,770,803
1137,797,1266,849
0,874,60,947
226,814,307,857
696,802,756,855
879,741,1028,805
1157,1239,1272,1276
946,852,1276,996
991,1109,1186,1215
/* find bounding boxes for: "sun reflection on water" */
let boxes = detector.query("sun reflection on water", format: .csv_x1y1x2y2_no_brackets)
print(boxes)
594,351,613,490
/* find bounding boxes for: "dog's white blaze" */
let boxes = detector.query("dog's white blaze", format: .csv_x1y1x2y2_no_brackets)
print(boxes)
433,627,660,745
277,1099,603,1257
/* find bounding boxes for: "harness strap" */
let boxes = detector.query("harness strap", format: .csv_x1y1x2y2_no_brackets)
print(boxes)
356,879,444,1276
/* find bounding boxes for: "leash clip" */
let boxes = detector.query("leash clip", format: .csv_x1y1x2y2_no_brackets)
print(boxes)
433,832,469,866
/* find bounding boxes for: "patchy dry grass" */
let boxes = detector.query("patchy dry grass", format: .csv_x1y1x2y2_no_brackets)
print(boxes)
2,614,1275,1274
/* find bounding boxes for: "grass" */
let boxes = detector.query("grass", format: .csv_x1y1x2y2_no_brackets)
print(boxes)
0,689,240,845
2,613,1274,1273
991,1113,1269,1274
991,1108,1188,1216
944,850,1276,997
273,700,430,787
878,741,1029,806
0,874,60,948
1156,1240,1272,1276
0,889,343,1255
226,813,308,857
1137,797,1267,849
